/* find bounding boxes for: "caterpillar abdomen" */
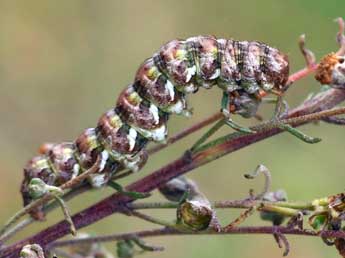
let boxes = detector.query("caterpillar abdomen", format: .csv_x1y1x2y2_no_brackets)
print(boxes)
20,36,289,219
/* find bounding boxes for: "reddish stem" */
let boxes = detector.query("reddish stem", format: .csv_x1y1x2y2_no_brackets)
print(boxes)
286,64,318,85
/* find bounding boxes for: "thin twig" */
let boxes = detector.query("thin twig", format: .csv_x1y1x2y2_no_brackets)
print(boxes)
336,17,345,55
298,34,316,68
222,207,255,231
273,230,291,256
128,199,314,211
123,209,176,228
47,226,345,250
193,106,345,153
322,115,345,125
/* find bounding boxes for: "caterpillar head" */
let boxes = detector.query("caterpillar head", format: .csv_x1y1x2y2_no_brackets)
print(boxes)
21,156,56,220
315,53,345,88
272,52,290,93
20,178,46,220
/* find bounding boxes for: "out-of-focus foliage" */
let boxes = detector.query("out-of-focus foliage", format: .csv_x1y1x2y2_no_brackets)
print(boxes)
1,1,345,257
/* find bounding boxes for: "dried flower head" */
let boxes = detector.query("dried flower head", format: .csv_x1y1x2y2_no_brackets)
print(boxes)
315,53,345,87
178,198,213,231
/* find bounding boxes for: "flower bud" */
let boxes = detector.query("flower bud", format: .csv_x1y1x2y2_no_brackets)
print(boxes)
28,178,63,199
20,244,45,258
159,176,197,202
260,190,288,225
178,198,213,231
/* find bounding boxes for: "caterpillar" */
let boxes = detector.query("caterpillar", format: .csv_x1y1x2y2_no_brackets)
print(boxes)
20,36,289,219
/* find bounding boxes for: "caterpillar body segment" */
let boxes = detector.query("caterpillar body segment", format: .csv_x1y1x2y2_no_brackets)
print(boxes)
20,36,289,219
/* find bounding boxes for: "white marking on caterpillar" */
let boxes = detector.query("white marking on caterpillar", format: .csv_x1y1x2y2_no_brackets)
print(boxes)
99,150,109,172
149,103,160,125
127,128,137,152
209,69,220,80
186,65,197,82
166,100,185,115
262,83,274,91
151,124,168,142
72,164,80,179
182,83,198,93
88,174,107,188
123,154,141,172
133,124,167,143
165,80,175,101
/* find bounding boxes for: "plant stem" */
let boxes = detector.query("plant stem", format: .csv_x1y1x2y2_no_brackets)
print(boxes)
194,106,345,153
46,225,345,250
124,210,177,228
128,199,315,211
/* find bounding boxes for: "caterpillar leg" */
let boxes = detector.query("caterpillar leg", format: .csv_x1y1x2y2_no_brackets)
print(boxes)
222,207,255,231
224,117,253,133
272,96,288,119
221,92,255,133
107,180,151,199
188,91,256,153
188,114,250,154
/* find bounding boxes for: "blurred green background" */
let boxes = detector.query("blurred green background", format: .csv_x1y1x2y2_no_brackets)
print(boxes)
1,1,345,257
